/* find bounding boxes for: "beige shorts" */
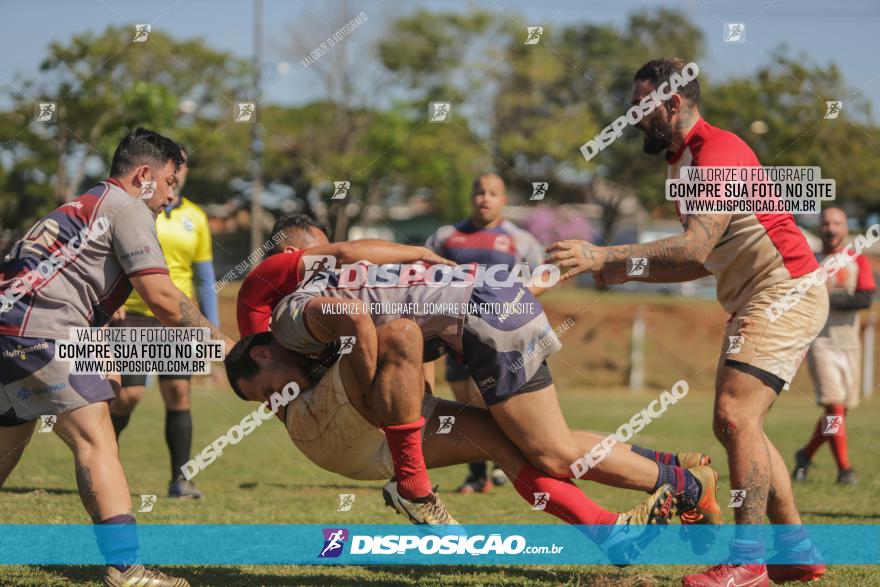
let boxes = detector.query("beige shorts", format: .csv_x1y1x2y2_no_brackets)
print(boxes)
807,339,861,408
720,279,829,388
285,361,440,481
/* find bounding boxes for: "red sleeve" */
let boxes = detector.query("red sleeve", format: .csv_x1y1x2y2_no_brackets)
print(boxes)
855,254,876,291
236,250,305,337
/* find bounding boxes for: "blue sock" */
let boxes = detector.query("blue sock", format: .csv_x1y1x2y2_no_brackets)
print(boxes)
95,514,139,571
730,538,766,564
775,526,811,553
731,524,766,564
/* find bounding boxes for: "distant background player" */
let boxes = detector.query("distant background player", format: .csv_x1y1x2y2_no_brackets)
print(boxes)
795,207,875,485
425,172,545,494
110,145,219,499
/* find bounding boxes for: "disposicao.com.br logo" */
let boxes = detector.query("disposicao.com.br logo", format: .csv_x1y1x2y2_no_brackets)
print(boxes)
318,529,563,557
301,255,560,291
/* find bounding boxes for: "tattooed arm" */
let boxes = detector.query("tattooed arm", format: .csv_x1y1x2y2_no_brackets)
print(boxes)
130,273,235,352
547,214,729,283
594,262,710,287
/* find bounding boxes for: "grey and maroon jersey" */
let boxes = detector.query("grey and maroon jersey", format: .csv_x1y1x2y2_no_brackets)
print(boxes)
271,260,476,355
0,179,168,340
271,259,561,404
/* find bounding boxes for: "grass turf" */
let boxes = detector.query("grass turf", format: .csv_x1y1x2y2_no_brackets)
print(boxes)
1,375,877,586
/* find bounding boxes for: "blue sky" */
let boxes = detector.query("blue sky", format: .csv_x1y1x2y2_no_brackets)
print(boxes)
1,0,878,111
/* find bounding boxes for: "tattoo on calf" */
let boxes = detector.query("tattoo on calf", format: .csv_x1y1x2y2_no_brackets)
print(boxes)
75,465,100,522
737,461,770,525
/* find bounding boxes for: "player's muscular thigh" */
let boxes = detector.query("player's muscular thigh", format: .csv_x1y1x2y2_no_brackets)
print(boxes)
339,319,424,426
370,319,424,423
489,386,581,478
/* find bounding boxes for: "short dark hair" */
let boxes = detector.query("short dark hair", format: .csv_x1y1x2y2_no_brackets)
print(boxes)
271,213,330,252
224,332,327,401
224,332,274,400
109,127,185,178
634,58,700,105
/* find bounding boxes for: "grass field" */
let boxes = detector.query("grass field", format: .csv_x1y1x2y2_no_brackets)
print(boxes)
1,289,878,585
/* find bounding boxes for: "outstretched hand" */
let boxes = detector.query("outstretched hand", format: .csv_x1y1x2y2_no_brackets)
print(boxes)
545,240,607,282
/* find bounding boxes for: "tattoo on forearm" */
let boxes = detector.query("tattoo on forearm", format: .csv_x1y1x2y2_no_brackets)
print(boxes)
600,214,729,272
685,214,730,260
178,296,224,341
75,465,100,522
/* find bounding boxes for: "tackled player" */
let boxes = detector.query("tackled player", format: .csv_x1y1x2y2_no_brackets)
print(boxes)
226,214,723,563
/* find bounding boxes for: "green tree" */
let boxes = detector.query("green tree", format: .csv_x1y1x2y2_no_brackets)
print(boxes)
378,8,707,238
708,49,880,216
0,25,251,233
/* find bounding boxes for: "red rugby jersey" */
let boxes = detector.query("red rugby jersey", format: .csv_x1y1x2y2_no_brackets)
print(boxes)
667,118,818,313
237,250,306,337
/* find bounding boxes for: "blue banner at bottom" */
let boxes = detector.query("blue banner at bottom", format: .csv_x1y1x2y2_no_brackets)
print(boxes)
0,524,876,565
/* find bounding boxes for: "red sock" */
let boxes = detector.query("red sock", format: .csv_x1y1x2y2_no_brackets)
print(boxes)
382,416,432,500
826,405,850,471
511,464,619,526
801,414,827,459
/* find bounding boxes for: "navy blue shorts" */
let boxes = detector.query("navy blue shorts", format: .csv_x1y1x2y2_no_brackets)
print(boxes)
456,280,559,405
0,335,114,427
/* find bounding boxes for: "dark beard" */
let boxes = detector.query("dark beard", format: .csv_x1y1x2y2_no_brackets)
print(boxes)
642,118,673,155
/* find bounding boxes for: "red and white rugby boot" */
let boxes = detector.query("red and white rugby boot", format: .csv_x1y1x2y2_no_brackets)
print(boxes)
682,563,769,587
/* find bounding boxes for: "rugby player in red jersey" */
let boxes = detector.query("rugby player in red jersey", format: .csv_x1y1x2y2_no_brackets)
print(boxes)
548,58,828,586
794,208,875,487
239,214,463,525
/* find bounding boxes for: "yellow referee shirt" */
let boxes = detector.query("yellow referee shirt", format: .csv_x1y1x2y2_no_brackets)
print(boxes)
123,197,213,317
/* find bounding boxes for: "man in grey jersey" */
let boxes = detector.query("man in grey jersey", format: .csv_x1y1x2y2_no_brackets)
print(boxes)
0,128,233,587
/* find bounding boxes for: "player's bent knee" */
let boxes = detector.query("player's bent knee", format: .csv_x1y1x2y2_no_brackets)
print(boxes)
61,433,119,464
110,397,138,415
162,383,190,410
712,408,750,443
527,451,577,479
378,319,423,361
54,406,116,450
114,386,145,411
